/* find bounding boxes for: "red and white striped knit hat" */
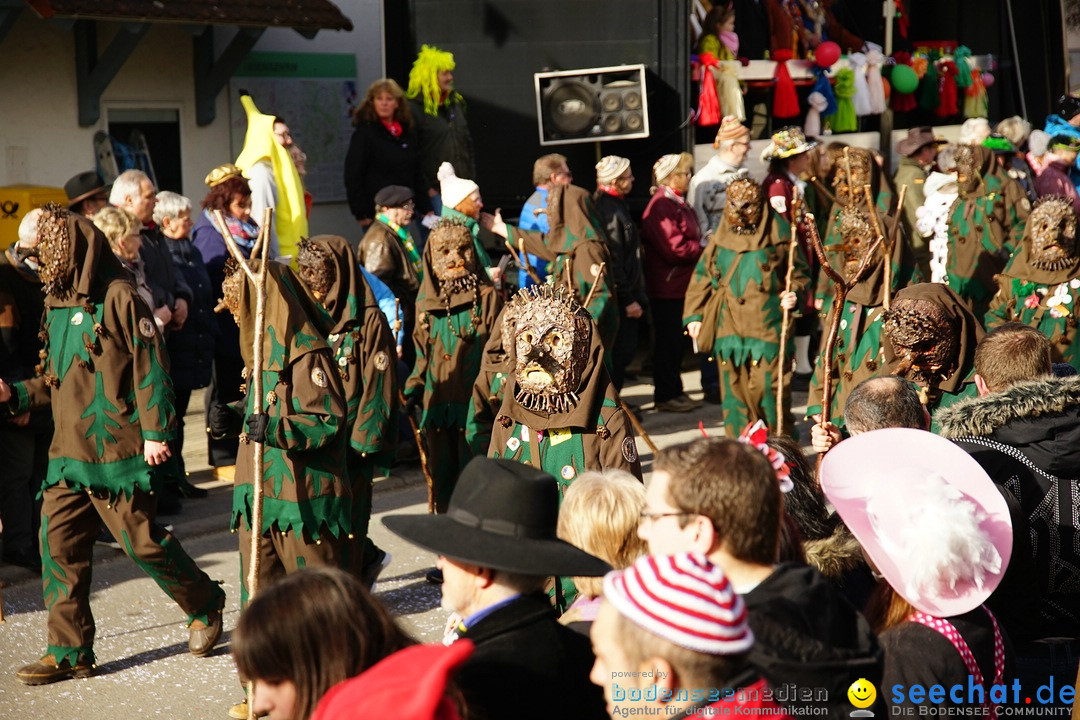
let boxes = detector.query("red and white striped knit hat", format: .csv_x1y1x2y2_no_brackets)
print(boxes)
602,553,754,655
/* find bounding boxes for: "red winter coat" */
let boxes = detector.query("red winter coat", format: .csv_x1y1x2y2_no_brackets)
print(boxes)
641,187,704,300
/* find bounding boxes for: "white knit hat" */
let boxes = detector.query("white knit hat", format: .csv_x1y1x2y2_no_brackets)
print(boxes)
437,162,479,210
596,156,631,185
652,154,682,185
603,553,754,655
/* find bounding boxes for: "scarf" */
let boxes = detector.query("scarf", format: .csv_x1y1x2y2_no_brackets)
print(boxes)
376,212,422,277
381,118,403,138
206,208,259,252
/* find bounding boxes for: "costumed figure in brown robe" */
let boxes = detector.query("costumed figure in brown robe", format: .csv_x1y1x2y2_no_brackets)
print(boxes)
404,218,502,513
807,202,919,427
942,145,1029,318
489,283,642,493
295,235,398,583
0,206,224,684
815,147,897,309
986,196,1080,368
881,283,985,432
210,259,350,602
683,178,810,436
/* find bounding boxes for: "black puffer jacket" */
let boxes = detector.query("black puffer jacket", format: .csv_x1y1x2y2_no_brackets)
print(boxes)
939,376,1080,641
744,563,884,717
165,236,219,390
593,190,648,311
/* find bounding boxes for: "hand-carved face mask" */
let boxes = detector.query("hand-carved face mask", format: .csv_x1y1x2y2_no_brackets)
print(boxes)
217,257,244,324
429,221,476,294
1027,197,1078,270
296,238,336,301
37,207,74,300
883,298,959,388
509,285,592,413
833,148,873,206
838,206,876,279
723,178,763,233
954,145,982,192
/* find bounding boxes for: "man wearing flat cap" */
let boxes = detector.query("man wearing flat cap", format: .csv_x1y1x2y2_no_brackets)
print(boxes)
359,185,421,369
894,126,946,277
63,171,111,218
384,456,609,720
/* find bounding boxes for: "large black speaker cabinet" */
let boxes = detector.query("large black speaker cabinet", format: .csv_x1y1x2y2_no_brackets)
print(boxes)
534,64,650,146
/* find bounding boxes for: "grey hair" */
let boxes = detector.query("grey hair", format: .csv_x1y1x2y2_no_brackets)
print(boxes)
844,376,926,434
17,208,44,247
153,191,192,225
108,169,151,207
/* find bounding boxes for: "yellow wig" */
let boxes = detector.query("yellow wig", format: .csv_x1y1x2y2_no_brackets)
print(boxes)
406,44,464,117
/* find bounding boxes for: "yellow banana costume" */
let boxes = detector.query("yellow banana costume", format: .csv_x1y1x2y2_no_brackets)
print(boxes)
234,94,308,262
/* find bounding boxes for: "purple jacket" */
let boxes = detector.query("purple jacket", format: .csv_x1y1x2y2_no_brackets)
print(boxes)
641,187,703,299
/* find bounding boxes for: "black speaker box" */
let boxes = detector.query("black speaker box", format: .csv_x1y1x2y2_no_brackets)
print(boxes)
534,64,649,145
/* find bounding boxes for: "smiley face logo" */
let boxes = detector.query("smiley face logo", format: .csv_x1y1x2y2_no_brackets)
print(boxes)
848,678,876,710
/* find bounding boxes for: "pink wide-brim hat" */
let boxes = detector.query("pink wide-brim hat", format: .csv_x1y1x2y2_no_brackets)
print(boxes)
820,428,1013,618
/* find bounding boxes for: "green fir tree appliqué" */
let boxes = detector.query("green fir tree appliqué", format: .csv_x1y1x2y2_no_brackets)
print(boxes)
135,336,172,431
40,516,69,609
356,370,390,453
81,373,122,457
48,309,95,382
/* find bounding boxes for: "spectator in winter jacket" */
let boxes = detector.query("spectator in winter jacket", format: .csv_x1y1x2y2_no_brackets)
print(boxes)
641,153,704,413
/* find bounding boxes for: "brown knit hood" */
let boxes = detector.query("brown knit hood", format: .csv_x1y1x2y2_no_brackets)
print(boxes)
882,283,984,394
37,204,127,307
298,234,379,335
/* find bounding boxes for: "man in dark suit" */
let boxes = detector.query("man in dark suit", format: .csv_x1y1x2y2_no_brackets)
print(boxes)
384,457,609,720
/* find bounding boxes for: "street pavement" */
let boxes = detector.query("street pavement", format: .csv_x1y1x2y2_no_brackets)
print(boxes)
0,371,812,718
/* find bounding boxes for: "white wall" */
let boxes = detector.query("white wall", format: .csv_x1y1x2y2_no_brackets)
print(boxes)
0,13,231,203
0,0,383,242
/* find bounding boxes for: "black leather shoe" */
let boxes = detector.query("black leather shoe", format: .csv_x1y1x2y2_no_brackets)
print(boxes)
175,477,209,499
16,654,94,685
426,568,443,584
702,387,721,404
792,371,812,390
189,600,224,657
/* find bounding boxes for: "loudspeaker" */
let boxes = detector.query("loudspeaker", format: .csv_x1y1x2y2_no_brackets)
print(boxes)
534,64,649,146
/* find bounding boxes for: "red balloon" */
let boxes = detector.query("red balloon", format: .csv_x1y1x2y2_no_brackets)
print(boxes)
815,41,841,68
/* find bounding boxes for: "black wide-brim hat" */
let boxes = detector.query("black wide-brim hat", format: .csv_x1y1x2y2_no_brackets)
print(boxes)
383,457,611,577
64,170,110,207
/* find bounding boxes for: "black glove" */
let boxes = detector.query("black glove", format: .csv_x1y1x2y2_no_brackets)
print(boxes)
403,394,420,419
245,413,270,444
208,403,240,438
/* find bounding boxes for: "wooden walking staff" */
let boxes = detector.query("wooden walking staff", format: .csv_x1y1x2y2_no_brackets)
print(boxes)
504,238,543,285
807,211,882,465
775,198,800,436
212,208,271,720
392,298,436,513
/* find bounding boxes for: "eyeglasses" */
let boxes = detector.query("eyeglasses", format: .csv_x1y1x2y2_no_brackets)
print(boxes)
639,510,693,523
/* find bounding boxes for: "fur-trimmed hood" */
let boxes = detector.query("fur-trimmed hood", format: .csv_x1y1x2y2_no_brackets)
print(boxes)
804,523,865,582
938,375,1080,479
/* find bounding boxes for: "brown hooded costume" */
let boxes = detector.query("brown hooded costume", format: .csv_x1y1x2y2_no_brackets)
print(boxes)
944,145,1029,317
215,259,350,601
985,196,1080,367
807,203,920,426
683,180,810,435
881,283,985,432
5,206,223,669
405,218,502,512
296,234,397,575
488,284,642,492
507,185,618,352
